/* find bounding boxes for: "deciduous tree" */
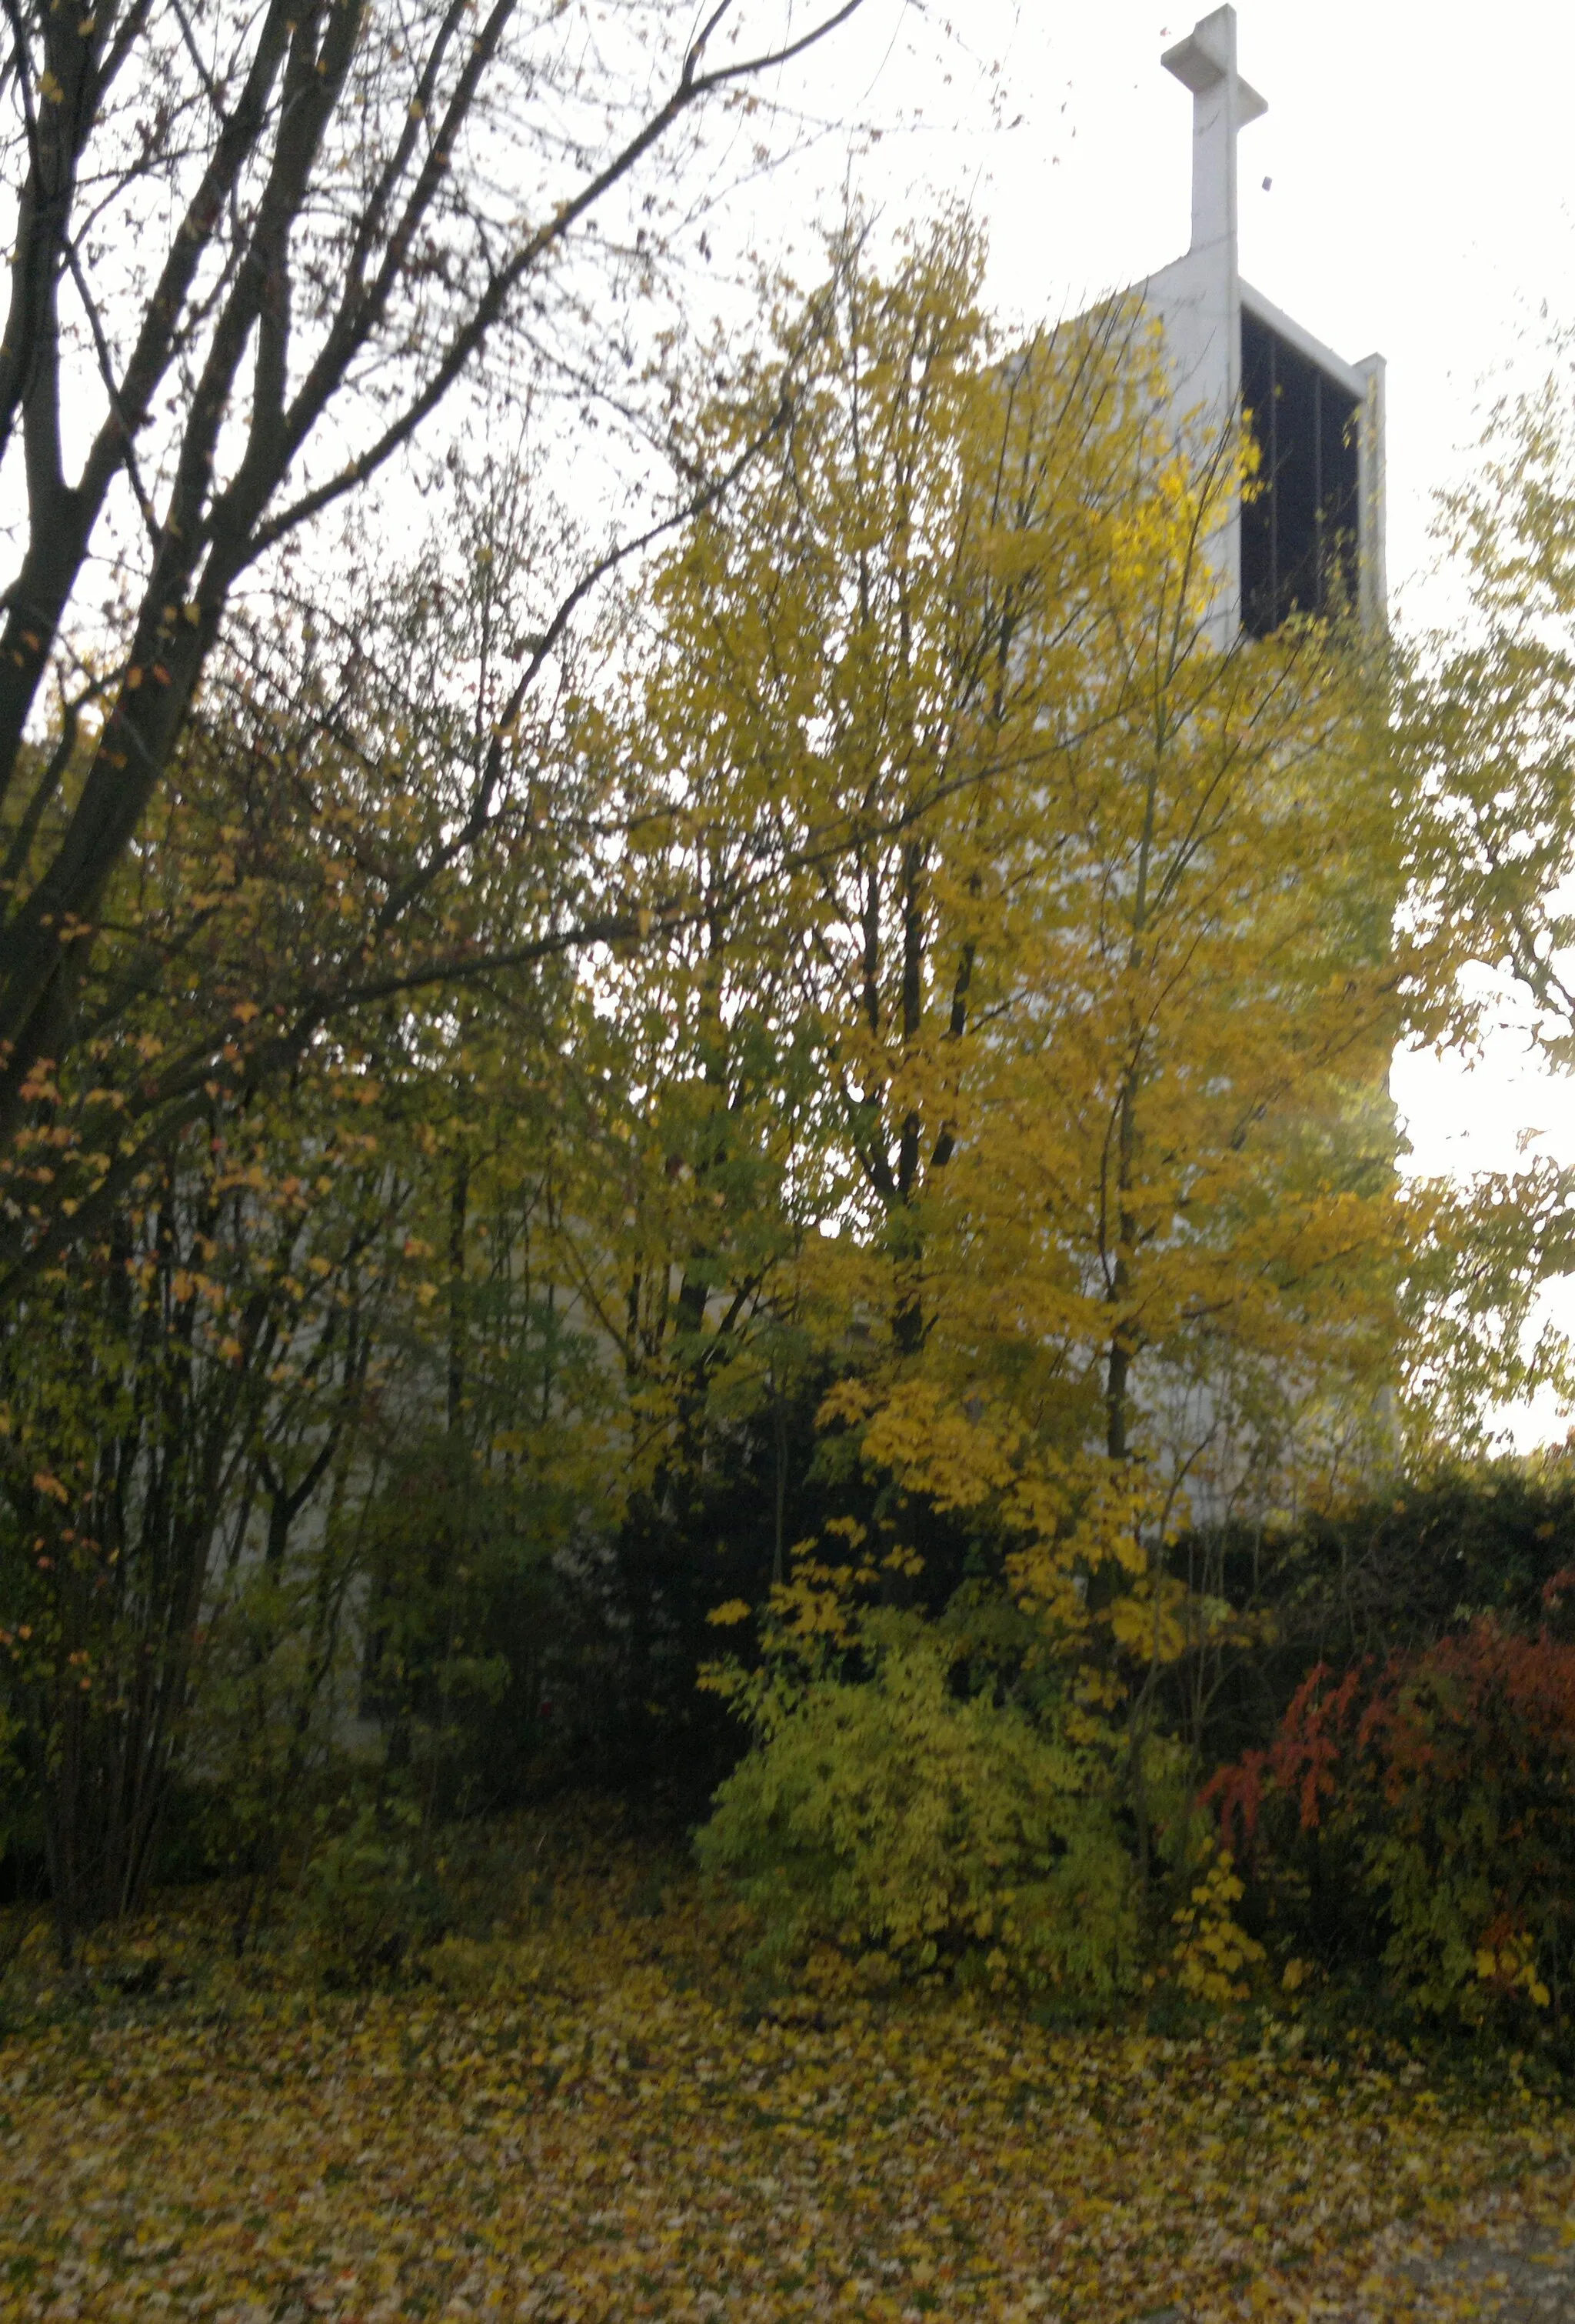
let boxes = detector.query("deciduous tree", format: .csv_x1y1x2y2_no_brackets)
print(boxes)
0,0,874,1279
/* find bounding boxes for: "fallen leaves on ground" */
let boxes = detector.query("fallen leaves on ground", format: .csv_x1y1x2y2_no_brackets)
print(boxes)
0,1841,1571,2322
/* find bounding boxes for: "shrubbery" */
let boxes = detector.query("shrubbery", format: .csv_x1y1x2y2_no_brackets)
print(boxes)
298,1806,445,1986
1211,1592,1575,2025
696,1611,1139,1996
694,1537,1575,2031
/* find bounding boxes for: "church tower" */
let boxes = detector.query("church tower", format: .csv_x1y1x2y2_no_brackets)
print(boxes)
1143,7,1386,639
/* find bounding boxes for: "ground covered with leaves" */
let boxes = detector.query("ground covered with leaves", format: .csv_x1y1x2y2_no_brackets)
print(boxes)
1,1824,1572,2322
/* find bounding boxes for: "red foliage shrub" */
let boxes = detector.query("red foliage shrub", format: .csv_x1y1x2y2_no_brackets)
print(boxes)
1209,1662,1367,1858
1206,1619,1575,2019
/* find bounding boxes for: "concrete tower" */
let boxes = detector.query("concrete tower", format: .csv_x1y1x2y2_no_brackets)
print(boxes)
1142,7,1386,640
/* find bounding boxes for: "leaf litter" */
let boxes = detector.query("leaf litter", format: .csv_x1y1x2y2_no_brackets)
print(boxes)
0,1837,1570,2322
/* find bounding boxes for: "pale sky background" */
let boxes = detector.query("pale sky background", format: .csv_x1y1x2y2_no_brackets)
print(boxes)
745,0,1575,1445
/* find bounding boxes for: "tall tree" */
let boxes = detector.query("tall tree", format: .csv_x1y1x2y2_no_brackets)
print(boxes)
0,1049,409,1957
635,222,1411,1749
1394,345,1575,1438
0,0,873,1279
0,538,620,1957
1403,348,1575,1057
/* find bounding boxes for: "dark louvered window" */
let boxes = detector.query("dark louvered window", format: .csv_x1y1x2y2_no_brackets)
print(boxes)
1240,308,1360,638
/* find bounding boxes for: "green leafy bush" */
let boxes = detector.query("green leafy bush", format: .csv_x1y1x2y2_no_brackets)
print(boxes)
1211,1600,1575,2022
696,1612,1137,1995
298,1806,445,1986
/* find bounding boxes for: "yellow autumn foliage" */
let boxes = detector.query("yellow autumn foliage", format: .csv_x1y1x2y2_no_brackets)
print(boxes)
698,1608,1140,1994
635,215,1407,1655
1,1824,1571,2323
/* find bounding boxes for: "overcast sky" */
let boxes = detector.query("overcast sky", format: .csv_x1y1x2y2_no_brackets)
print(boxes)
760,0,1575,1442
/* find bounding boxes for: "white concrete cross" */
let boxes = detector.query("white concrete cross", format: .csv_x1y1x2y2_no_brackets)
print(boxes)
1161,6,1267,256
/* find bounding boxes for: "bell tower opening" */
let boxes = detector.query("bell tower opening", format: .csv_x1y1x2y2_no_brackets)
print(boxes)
1240,305,1362,637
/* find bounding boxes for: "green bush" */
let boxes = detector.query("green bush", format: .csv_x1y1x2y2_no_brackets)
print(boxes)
695,1612,1137,1995
298,1806,445,1986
